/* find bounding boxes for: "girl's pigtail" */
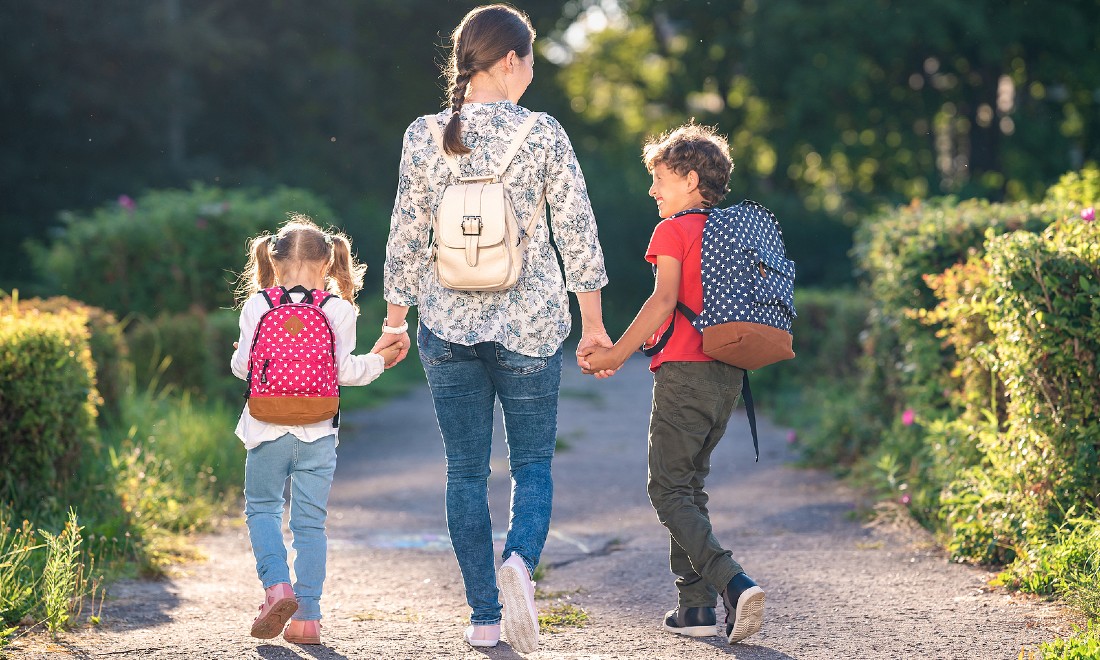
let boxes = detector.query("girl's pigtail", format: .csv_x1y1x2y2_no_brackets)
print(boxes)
234,233,277,308
328,233,366,312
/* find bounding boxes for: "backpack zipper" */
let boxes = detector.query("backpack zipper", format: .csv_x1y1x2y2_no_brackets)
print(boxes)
260,359,270,385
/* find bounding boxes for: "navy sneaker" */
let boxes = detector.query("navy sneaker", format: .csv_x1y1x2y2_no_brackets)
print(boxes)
662,606,717,637
721,572,765,643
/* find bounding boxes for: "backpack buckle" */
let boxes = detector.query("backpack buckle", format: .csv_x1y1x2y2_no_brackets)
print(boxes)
462,215,483,236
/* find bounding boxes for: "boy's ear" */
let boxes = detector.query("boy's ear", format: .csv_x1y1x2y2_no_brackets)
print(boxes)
685,170,700,192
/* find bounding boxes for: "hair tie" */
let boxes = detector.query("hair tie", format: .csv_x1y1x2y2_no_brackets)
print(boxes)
323,233,333,246
268,235,278,249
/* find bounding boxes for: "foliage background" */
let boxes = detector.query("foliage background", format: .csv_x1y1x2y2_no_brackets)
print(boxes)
4,0,1098,325
2,2,1100,651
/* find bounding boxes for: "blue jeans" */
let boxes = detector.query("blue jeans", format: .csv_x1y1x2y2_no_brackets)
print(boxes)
418,324,562,625
244,432,337,621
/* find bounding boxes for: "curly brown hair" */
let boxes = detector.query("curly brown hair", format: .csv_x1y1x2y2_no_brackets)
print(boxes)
642,122,733,207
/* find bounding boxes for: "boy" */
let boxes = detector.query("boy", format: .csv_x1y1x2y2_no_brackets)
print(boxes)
578,123,765,644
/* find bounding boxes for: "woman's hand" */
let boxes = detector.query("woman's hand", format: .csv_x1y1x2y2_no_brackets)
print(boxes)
576,331,617,378
578,344,623,378
372,332,410,368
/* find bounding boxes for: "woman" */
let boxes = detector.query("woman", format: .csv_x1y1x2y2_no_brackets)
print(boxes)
372,3,611,653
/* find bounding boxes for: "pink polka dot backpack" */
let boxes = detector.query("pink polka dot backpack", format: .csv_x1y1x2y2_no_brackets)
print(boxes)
244,285,340,426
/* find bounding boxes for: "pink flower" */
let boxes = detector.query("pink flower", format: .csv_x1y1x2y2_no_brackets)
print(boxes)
786,430,797,444
118,195,135,212
901,408,916,426
1082,207,1095,223
900,494,912,506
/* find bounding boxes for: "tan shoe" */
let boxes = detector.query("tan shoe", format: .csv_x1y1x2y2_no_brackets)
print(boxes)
284,619,322,645
250,583,298,639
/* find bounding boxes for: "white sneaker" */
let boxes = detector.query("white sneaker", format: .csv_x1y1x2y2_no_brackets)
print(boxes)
498,553,539,653
464,624,500,648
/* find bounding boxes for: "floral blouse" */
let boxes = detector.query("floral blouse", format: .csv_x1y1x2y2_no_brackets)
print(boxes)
384,101,608,357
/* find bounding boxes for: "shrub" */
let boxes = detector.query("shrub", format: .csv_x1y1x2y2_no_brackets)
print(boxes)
896,171,1098,562
29,184,338,317
752,288,873,467
126,308,241,401
751,287,870,394
982,217,1100,522
851,196,1053,428
0,309,98,509
1,292,131,422
836,196,1056,520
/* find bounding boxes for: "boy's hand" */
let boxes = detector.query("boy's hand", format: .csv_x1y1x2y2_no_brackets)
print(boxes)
576,332,617,377
373,340,405,368
580,346,621,379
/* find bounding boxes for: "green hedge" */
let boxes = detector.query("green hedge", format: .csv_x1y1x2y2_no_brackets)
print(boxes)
0,309,98,509
29,184,338,317
825,168,1098,575
935,213,1100,563
849,195,1047,422
126,308,241,402
2,293,131,422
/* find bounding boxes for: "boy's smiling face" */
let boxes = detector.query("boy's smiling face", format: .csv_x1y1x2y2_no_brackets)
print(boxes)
649,162,705,218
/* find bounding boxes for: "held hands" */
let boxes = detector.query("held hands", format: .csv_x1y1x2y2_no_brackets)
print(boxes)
576,331,619,379
371,332,409,368
578,344,624,378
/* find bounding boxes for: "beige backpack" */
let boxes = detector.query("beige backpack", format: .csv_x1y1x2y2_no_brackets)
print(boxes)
424,112,544,291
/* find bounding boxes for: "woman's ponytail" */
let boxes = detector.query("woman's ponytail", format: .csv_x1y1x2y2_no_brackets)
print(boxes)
443,70,473,156
441,5,534,156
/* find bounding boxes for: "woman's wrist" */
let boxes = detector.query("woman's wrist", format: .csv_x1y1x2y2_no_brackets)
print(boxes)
382,318,409,334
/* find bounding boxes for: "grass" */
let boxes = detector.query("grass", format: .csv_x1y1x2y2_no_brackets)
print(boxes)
996,513,1100,620
538,602,589,633
350,608,422,624
1,327,424,641
0,378,240,638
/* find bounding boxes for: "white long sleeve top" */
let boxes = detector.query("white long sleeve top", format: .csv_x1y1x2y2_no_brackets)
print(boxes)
230,289,385,449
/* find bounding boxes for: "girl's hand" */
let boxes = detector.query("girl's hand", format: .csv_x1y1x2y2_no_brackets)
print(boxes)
372,332,409,368
375,340,404,367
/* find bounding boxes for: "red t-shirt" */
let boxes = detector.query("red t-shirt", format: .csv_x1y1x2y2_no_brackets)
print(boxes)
645,212,711,372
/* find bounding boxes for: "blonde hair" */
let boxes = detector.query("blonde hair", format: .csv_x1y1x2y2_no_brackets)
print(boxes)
235,213,367,311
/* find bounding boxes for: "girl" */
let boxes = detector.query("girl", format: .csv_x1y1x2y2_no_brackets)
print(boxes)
374,4,611,652
230,214,402,645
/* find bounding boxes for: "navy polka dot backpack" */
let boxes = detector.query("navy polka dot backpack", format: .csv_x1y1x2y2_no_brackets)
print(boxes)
645,200,797,459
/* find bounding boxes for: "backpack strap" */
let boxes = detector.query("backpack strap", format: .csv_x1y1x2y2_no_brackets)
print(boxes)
493,112,543,180
260,287,281,308
425,117,461,179
742,370,759,462
424,112,545,182
641,302,698,357
282,285,313,305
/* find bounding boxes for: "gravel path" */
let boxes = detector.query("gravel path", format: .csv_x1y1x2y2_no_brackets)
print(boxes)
12,351,1074,659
